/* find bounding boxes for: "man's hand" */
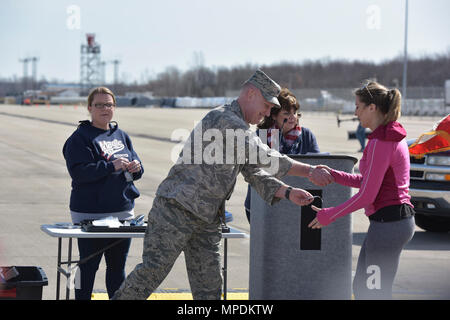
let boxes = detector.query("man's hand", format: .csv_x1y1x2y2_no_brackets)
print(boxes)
289,188,315,206
309,166,334,186
276,185,314,206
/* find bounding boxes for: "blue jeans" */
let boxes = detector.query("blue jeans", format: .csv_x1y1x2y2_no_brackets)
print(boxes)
356,123,366,150
76,237,132,300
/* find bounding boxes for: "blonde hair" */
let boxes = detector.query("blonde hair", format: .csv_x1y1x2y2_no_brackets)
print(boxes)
87,87,116,107
355,81,401,125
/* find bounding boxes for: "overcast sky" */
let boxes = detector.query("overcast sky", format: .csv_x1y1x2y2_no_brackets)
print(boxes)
1,0,449,84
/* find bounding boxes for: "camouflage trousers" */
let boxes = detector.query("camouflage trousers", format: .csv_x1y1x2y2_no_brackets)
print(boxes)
112,196,222,300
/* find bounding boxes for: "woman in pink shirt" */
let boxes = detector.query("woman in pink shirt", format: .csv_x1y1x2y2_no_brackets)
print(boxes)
309,81,415,299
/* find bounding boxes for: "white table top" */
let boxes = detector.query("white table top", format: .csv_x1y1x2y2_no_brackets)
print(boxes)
40,224,248,239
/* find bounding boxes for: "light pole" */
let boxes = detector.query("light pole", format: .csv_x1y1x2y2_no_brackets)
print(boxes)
111,59,121,91
402,0,409,107
19,58,30,90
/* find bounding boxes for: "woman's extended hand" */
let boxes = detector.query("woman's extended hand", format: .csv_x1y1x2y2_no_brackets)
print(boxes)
308,205,325,229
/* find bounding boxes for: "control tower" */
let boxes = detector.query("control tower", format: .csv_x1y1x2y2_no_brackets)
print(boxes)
80,33,101,94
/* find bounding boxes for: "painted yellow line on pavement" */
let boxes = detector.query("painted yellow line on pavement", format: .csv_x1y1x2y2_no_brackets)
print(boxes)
92,291,249,300
92,291,438,300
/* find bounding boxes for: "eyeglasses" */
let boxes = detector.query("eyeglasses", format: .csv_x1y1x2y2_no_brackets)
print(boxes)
281,110,300,118
361,84,373,100
93,103,115,109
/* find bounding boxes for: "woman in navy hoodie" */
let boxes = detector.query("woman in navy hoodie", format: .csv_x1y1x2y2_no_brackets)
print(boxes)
63,87,143,300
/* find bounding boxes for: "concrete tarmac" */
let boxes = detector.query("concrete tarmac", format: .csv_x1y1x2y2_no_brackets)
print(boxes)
0,104,448,300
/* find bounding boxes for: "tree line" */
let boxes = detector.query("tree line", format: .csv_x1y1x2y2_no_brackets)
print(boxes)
1,52,449,98
129,52,450,97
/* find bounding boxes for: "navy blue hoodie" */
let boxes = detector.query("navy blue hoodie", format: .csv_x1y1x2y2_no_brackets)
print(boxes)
63,121,143,214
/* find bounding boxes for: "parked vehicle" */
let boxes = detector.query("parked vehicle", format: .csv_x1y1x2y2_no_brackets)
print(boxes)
409,139,450,232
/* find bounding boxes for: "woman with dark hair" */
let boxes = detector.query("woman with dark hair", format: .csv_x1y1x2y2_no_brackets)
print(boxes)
244,88,320,222
257,88,320,154
308,81,415,299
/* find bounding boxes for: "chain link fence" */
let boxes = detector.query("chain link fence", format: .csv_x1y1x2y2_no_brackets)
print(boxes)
289,87,447,116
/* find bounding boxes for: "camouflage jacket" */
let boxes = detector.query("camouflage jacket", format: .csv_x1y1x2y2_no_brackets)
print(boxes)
155,99,294,223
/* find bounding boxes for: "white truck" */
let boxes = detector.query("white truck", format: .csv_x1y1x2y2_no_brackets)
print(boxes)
408,81,450,232
409,138,450,232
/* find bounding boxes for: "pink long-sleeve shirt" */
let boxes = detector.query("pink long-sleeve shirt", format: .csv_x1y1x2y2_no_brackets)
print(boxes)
316,121,413,226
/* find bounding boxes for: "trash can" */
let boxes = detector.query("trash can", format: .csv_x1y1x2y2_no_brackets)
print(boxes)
249,154,358,300
0,266,48,300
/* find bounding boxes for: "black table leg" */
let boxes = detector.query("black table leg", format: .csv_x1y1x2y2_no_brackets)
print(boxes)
66,238,72,300
56,237,61,300
223,238,228,300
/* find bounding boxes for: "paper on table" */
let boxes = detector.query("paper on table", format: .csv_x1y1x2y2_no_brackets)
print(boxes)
92,216,123,228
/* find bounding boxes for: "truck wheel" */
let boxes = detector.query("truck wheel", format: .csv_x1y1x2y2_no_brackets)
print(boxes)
415,214,450,233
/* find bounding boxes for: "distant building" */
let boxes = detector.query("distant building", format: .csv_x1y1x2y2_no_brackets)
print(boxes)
41,83,82,96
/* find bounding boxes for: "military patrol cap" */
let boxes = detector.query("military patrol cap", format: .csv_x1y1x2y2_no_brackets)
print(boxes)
244,69,281,107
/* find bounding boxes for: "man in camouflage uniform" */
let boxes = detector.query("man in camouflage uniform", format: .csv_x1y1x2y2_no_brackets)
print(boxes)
112,70,332,300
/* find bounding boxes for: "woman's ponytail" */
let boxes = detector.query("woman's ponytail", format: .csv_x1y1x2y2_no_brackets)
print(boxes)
383,88,401,125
